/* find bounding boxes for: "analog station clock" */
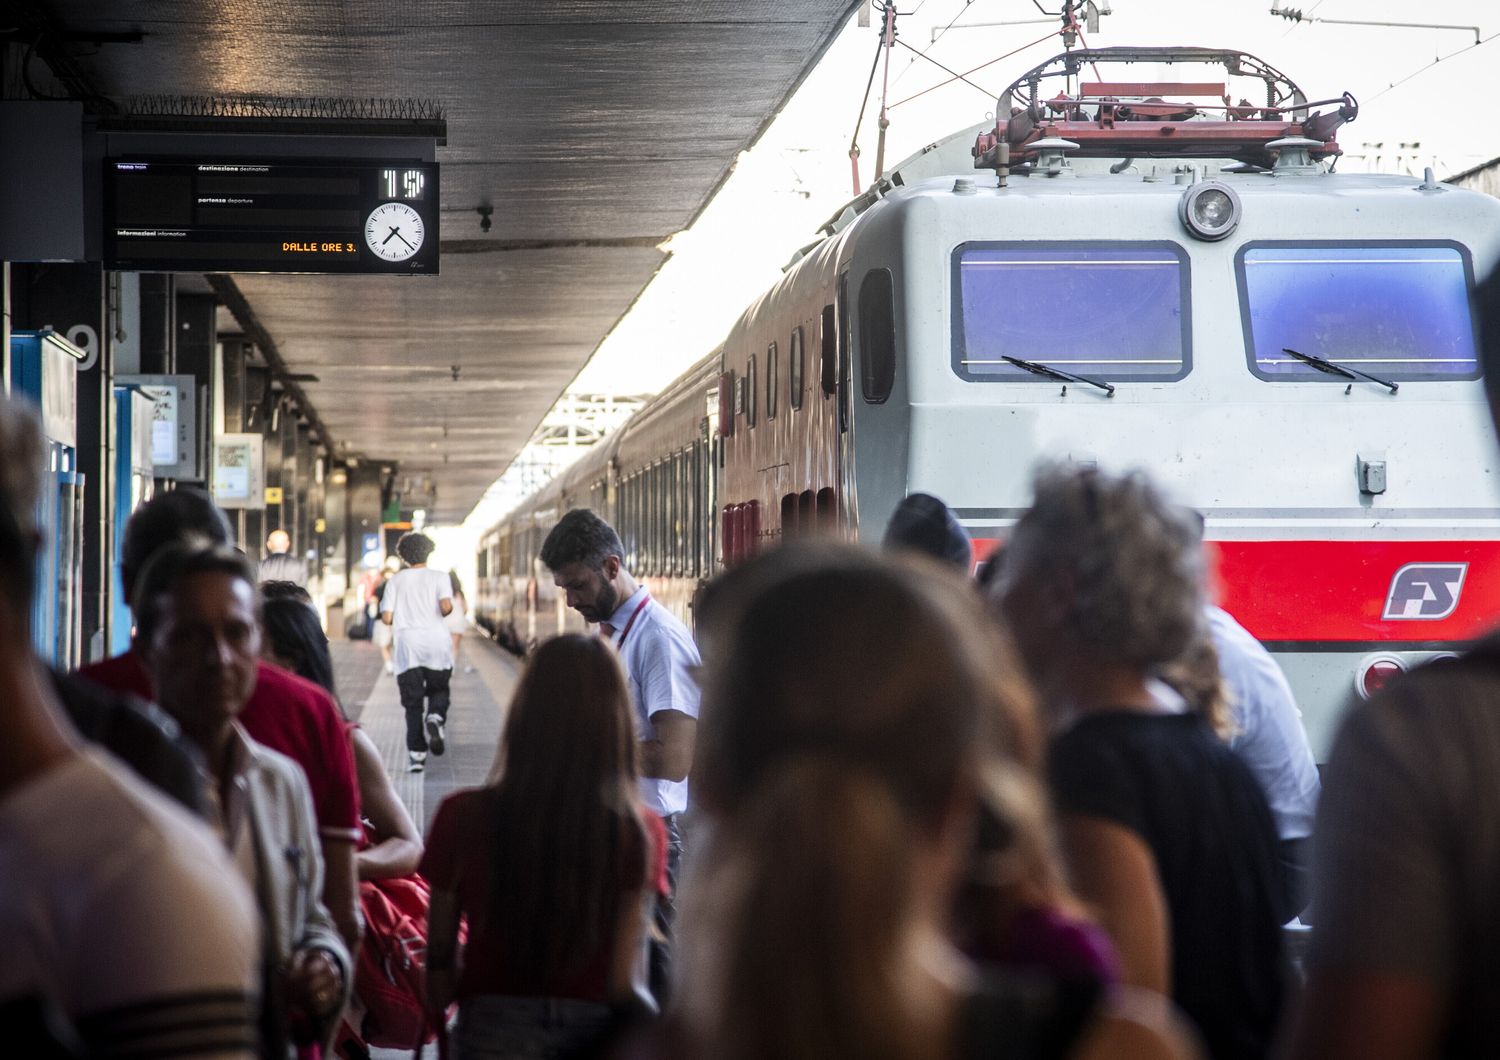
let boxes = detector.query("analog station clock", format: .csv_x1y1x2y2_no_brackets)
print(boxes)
365,202,425,262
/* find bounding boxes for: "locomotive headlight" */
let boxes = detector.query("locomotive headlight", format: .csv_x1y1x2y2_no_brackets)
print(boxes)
1179,181,1241,241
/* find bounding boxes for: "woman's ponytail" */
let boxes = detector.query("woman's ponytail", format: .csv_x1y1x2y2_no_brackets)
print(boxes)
689,756,928,1060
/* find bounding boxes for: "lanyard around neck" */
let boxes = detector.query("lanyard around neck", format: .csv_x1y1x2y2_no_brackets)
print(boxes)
614,593,652,650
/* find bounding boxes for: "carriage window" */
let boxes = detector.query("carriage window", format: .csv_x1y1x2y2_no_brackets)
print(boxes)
821,305,837,396
1237,243,1478,381
790,327,805,410
953,242,1190,382
766,342,779,420
859,268,897,403
746,354,758,427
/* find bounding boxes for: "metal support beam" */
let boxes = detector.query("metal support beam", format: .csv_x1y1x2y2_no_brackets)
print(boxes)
205,273,339,457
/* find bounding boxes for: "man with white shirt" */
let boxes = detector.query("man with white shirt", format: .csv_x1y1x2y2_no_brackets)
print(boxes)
541,509,700,1000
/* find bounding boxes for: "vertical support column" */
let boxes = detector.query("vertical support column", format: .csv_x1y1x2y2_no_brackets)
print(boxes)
138,275,175,375
174,291,217,488
10,262,110,663
219,338,251,548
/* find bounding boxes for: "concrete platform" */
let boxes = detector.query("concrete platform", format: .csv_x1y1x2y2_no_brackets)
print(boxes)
332,634,520,832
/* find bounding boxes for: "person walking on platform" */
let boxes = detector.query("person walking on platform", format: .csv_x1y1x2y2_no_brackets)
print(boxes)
381,532,455,773
541,509,699,1002
260,528,309,586
134,541,352,1057
77,489,365,962
423,634,665,1058
447,571,472,672
0,398,261,1058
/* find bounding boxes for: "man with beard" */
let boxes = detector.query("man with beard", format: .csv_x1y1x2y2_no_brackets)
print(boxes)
541,509,698,1003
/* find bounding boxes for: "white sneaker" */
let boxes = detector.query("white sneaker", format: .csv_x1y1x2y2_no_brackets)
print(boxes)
426,714,446,756
408,751,427,773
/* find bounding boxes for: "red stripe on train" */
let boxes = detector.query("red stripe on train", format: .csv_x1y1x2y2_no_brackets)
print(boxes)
1210,541,1500,643
969,538,1500,642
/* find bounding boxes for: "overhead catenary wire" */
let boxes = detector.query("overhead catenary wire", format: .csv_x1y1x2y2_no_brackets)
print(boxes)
1366,29,1499,104
888,25,1058,109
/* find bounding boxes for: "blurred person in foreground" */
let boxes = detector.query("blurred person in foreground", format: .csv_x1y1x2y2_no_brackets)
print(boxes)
1161,603,1321,919
649,544,1192,1060
380,531,455,773
0,397,260,1056
1283,269,1500,1059
77,489,365,959
136,542,351,1056
990,467,1285,1060
541,509,699,1002
0,398,205,813
424,634,665,1058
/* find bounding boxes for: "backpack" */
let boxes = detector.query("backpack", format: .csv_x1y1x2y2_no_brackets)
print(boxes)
342,874,447,1051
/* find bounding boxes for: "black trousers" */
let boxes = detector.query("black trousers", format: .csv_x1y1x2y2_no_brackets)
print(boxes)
649,813,684,1005
396,666,451,752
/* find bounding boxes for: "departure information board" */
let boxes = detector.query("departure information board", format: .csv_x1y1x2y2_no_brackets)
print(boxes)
104,158,439,274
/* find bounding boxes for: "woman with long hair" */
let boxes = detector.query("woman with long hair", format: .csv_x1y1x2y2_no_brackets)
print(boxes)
260,593,424,881
423,634,662,1059
990,466,1285,1060
661,544,1189,1060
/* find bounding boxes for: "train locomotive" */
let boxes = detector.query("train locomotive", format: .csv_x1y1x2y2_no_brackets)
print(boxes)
477,47,1500,756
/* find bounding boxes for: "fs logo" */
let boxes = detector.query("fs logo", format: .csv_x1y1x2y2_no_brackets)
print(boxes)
1383,563,1468,621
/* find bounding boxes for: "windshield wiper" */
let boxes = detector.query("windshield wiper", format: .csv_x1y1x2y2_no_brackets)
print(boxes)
1001,355,1115,396
1281,347,1398,394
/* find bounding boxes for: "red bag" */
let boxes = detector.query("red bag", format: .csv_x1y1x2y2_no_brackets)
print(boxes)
345,874,446,1051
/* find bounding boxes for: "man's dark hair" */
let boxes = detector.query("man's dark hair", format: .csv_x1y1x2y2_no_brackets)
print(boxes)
883,492,972,572
134,542,257,647
395,531,435,566
540,509,624,572
1477,266,1500,405
121,490,232,606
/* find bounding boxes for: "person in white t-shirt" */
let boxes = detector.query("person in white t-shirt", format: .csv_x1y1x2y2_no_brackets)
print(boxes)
0,396,259,1056
381,532,454,773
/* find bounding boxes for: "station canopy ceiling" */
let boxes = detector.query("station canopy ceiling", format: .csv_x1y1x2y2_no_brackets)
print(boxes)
39,0,858,522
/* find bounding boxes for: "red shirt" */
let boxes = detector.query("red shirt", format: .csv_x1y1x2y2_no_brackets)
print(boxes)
420,788,666,1002
77,652,361,839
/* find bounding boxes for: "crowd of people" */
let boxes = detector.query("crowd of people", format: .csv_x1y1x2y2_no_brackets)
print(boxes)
4,268,1500,1060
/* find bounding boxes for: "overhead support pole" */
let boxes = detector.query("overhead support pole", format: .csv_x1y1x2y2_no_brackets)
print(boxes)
873,0,897,182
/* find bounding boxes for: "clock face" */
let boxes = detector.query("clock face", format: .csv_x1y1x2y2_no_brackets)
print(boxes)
364,202,425,262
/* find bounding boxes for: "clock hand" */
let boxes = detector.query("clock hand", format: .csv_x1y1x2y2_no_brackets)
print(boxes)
394,231,416,251
382,226,401,246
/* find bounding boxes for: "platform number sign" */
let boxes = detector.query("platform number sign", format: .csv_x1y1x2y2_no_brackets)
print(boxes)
381,168,426,200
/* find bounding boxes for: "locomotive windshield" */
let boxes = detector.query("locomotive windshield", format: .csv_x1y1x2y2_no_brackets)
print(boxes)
1237,243,1478,382
951,242,1191,384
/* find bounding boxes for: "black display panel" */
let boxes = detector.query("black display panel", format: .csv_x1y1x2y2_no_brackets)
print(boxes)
104,158,439,274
